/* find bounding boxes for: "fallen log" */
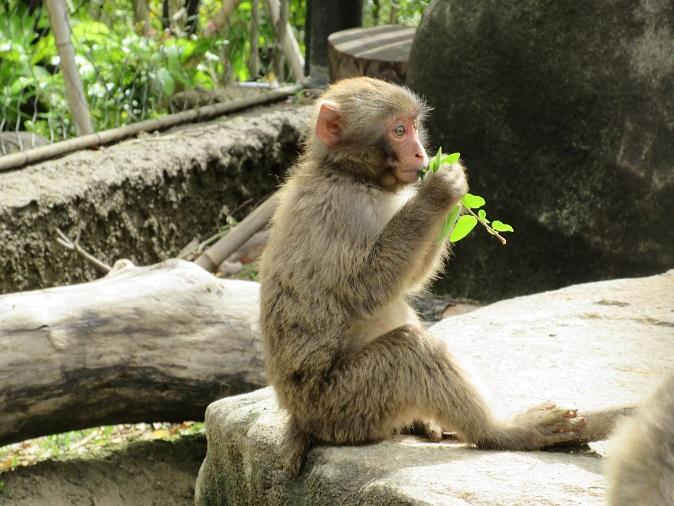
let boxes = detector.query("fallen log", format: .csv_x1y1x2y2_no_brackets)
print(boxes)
0,259,264,446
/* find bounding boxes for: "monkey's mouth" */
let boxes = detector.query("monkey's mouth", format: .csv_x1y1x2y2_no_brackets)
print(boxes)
398,169,423,184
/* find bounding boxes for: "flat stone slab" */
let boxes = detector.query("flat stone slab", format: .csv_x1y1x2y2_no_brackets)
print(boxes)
195,270,674,505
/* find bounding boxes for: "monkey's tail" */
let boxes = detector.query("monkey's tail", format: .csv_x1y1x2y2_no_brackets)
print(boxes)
281,417,313,478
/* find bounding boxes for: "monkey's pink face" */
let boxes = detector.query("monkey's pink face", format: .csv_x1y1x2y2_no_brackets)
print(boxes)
386,115,429,184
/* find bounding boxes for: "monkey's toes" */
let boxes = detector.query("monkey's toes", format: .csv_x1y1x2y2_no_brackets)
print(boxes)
408,420,443,442
512,402,587,447
422,420,444,442
536,406,587,445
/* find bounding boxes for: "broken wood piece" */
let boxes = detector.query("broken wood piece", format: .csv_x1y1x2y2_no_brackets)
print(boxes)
227,230,270,264
194,193,279,272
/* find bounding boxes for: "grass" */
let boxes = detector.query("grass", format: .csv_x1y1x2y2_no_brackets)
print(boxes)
0,421,204,472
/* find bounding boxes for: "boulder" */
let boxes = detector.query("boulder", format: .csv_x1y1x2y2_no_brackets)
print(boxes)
195,270,674,505
407,0,674,302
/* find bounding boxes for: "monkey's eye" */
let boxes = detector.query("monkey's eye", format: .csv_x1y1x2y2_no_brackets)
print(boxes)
393,124,406,137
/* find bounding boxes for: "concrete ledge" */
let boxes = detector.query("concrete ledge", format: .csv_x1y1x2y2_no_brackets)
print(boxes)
0,104,310,293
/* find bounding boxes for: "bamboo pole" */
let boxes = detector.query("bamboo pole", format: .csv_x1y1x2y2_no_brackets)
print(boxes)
132,0,152,36
264,0,305,81
247,0,260,77
194,193,279,272
272,0,287,80
45,0,94,136
0,84,302,172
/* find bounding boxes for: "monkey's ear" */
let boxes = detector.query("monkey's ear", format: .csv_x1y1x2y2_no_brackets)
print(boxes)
315,101,342,146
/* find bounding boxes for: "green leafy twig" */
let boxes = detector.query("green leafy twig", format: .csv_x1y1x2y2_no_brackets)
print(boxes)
460,204,507,245
421,147,515,245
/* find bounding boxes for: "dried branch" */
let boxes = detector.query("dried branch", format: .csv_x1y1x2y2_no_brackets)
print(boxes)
55,227,112,273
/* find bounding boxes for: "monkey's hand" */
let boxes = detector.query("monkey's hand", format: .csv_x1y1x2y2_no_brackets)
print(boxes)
421,162,468,208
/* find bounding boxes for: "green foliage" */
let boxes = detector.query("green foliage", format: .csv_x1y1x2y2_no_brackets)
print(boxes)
461,193,485,209
491,220,514,233
0,3,67,138
449,214,477,242
364,0,430,26
426,146,460,174
0,422,204,471
0,0,306,138
421,148,515,244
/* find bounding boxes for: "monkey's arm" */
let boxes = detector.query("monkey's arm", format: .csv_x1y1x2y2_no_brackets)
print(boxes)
347,169,464,312
407,236,450,292
405,163,466,291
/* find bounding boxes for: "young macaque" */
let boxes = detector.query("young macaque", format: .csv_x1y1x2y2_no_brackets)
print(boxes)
605,372,674,505
259,76,622,476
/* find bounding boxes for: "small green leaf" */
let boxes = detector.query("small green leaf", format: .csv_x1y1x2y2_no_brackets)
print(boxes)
478,209,489,223
491,220,514,233
440,152,460,165
429,146,442,172
440,204,461,239
449,215,478,242
461,193,486,210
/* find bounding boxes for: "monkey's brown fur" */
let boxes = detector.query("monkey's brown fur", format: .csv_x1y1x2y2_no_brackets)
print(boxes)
606,372,674,505
260,77,608,477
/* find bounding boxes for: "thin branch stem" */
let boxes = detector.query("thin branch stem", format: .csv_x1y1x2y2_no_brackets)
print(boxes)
55,227,112,273
459,204,507,246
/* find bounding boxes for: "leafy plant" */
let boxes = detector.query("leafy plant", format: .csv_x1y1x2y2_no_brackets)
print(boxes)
421,148,515,245
364,0,430,26
0,0,306,139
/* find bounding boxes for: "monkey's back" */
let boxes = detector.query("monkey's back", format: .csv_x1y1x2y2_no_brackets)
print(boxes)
259,165,408,403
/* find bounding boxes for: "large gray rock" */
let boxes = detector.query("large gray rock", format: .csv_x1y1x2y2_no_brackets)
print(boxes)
195,270,674,505
407,0,674,302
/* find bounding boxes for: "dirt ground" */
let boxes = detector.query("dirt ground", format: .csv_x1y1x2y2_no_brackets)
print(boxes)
0,435,205,506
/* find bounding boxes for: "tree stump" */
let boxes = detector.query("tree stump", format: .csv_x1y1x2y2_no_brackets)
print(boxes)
328,24,416,84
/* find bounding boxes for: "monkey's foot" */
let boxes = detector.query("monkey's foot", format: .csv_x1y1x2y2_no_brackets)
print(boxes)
399,419,447,442
507,402,587,449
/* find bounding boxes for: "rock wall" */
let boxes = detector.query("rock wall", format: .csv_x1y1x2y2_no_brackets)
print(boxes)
408,0,674,301
0,104,310,294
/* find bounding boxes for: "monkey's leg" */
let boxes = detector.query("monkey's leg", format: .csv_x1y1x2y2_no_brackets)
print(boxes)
281,415,313,477
306,324,585,450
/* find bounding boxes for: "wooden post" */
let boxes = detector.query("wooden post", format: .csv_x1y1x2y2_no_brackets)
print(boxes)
305,0,363,85
132,0,152,36
272,0,288,81
45,0,94,135
247,0,260,78
264,0,304,81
